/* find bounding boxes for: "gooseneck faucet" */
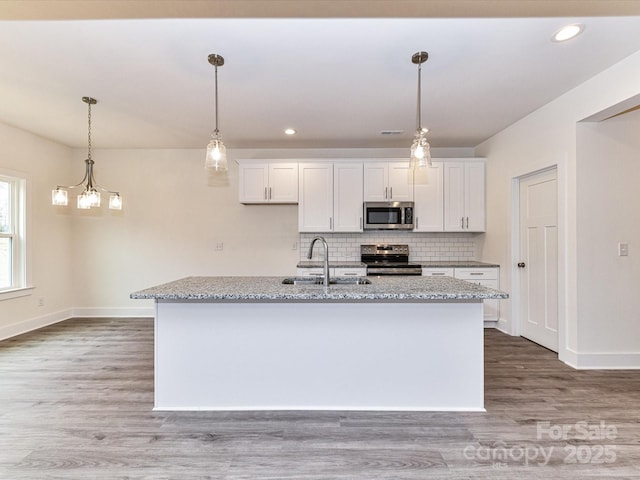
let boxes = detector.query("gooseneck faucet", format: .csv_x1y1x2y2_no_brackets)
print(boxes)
307,236,330,287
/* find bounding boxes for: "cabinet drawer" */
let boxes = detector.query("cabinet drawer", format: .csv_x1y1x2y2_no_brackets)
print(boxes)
422,268,454,277
296,268,324,277
333,267,367,277
454,268,498,280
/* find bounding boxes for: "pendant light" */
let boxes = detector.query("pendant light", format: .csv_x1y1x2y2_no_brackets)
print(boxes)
410,51,432,168
205,53,228,171
52,97,122,210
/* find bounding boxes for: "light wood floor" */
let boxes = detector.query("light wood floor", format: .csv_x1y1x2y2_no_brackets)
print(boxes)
1,318,639,479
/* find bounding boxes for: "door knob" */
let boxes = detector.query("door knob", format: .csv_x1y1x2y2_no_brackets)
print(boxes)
517,262,526,268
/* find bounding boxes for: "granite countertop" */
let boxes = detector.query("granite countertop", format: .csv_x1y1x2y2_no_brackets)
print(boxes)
296,261,366,268
130,276,508,301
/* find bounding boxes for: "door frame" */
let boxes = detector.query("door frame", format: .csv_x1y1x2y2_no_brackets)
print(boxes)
510,159,568,362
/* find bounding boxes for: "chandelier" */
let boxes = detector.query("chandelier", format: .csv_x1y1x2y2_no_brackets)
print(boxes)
205,53,228,171
410,51,432,168
52,97,122,210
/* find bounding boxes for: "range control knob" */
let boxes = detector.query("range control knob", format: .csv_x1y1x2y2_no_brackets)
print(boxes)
517,262,526,268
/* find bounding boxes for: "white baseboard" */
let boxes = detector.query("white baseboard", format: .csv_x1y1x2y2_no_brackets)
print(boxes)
0,308,72,341
562,349,640,369
72,306,154,318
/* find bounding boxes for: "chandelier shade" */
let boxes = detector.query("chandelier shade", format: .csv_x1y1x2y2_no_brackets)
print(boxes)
52,97,122,210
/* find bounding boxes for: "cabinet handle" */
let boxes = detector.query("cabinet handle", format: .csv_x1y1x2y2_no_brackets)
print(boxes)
390,187,393,199
470,272,483,276
264,187,268,200
330,217,333,230
384,187,388,200
269,187,272,200
461,217,464,228
466,217,469,229
343,272,357,276
432,272,445,276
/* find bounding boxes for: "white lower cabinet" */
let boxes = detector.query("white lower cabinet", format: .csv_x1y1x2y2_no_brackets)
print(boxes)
422,266,499,321
296,267,367,277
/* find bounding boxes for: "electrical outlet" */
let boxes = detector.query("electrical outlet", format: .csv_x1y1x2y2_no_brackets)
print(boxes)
215,242,224,251
37,298,44,307
618,242,629,257
292,242,298,251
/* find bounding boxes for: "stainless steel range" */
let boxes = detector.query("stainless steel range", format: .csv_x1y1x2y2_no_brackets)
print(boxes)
361,244,422,276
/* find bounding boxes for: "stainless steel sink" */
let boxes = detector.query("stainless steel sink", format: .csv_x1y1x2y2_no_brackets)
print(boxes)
282,277,371,286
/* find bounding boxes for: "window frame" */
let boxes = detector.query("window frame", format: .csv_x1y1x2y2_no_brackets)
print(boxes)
0,171,31,300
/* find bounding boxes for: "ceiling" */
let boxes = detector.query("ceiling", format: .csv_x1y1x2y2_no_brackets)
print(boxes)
1,1,640,150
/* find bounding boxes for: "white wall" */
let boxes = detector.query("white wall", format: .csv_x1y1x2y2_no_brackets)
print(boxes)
476,50,640,367
576,109,640,354
0,122,74,339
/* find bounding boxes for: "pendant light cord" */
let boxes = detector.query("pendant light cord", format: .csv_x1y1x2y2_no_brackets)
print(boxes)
214,63,219,135
416,61,422,131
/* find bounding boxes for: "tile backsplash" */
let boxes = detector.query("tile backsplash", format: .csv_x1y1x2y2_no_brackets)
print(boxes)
300,232,478,262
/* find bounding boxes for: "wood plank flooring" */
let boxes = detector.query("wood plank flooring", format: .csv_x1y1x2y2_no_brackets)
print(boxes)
1,318,639,479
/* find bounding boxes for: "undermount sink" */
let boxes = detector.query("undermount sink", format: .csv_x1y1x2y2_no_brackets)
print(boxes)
282,277,372,286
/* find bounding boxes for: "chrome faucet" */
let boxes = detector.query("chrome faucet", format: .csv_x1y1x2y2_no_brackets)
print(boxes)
307,236,330,287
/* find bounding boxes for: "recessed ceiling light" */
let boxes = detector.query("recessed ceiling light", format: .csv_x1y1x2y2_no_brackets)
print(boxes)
284,128,296,135
552,23,585,43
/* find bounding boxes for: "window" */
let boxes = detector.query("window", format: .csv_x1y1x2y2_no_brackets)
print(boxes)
0,173,27,294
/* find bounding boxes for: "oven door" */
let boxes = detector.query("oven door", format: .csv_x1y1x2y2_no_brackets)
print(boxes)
363,202,414,230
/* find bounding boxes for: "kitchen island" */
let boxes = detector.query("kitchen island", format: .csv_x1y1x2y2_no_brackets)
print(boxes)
131,276,507,412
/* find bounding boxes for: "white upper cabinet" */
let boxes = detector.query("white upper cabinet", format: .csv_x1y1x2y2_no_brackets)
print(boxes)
298,163,334,232
333,162,364,232
443,160,485,232
364,161,413,201
239,162,298,204
298,162,363,233
413,161,444,232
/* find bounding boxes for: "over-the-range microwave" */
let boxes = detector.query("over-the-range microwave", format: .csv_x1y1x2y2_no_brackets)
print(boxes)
363,202,414,230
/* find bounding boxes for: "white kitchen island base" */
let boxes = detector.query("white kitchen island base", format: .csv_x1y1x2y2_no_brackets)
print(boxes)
154,300,484,411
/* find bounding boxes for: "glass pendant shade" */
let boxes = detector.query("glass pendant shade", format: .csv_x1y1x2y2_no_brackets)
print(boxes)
410,130,432,168
205,136,228,171
52,188,68,206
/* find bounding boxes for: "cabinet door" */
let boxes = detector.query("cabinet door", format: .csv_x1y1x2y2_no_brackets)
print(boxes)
454,268,499,321
269,163,299,203
298,163,333,232
443,162,465,231
413,162,444,231
363,163,389,201
388,162,413,201
239,163,269,203
333,162,364,232
465,162,485,232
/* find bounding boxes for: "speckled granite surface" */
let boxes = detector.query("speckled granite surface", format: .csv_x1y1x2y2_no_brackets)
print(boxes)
130,276,508,301
296,261,366,268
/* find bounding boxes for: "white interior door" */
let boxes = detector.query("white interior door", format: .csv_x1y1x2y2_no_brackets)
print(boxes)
519,168,559,351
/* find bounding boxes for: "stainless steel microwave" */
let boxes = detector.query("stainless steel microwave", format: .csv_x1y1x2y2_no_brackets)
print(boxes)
363,202,414,230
